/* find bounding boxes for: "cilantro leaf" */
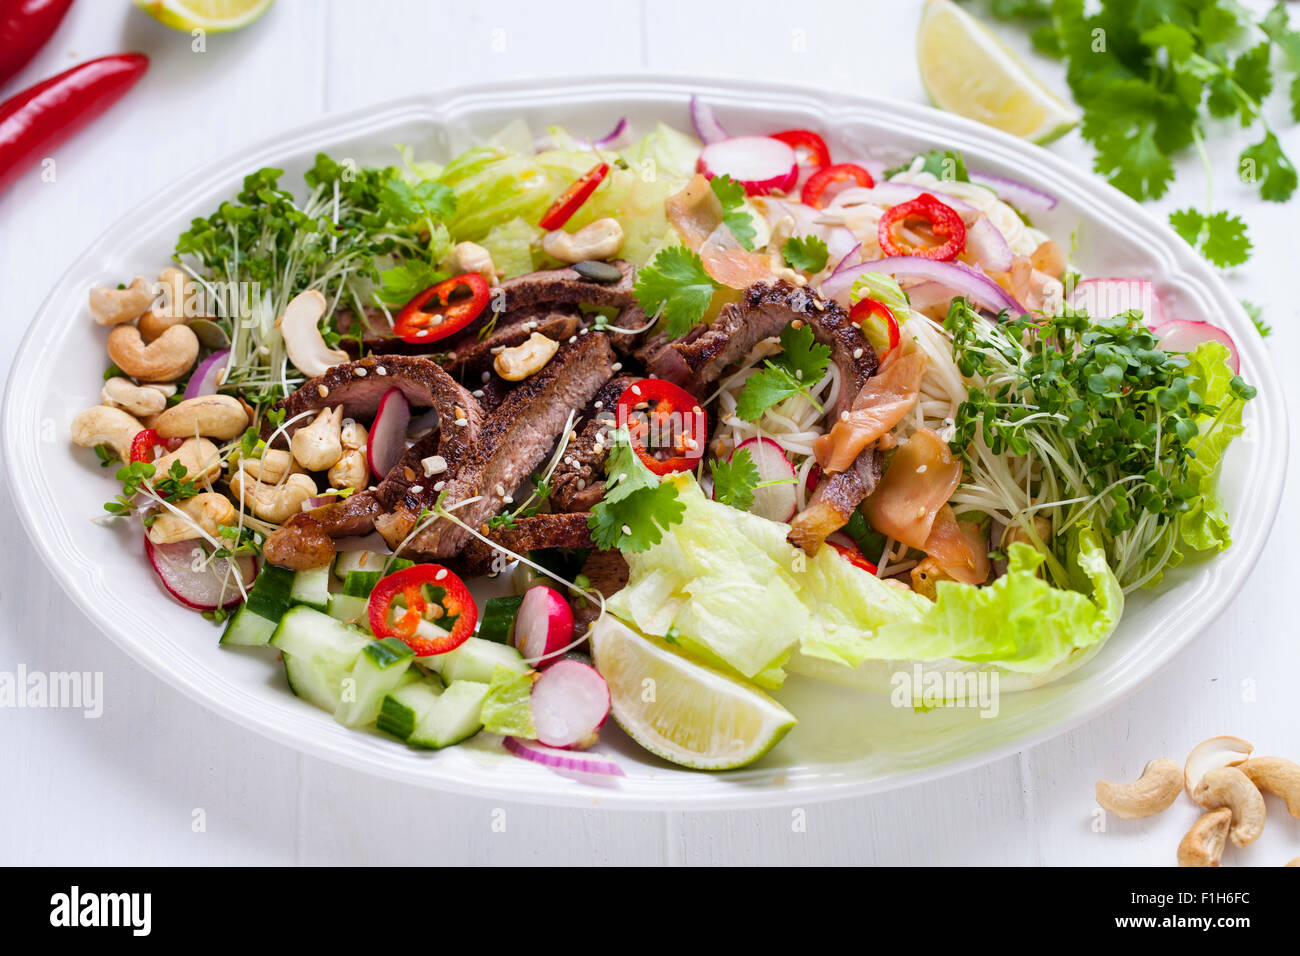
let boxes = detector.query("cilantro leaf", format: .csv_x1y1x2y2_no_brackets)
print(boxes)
633,246,720,339
1241,299,1271,337
883,149,969,182
709,174,757,250
710,447,759,511
1169,208,1252,267
734,322,831,421
782,235,829,273
587,429,686,552
1241,131,1298,202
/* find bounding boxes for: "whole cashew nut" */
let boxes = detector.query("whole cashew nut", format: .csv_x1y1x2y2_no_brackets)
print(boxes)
71,405,145,462
1095,758,1183,819
239,449,299,484
107,323,199,383
154,437,222,484
1184,735,1253,799
138,266,190,341
541,218,624,264
146,492,237,545
1193,766,1266,847
444,241,498,284
1177,808,1232,867
328,420,369,490
494,332,559,381
291,406,344,472
230,469,317,524
89,277,156,326
1238,757,1300,819
276,290,347,378
100,378,167,421
153,395,250,441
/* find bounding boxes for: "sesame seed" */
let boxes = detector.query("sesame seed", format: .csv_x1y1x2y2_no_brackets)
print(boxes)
447,353,457,360
354,367,367,377
611,362,622,371
568,335,577,343
481,371,491,382
410,484,424,493
317,384,329,398
376,366,387,376
435,568,448,581
621,524,632,536
853,348,864,359
494,483,505,497
453,419,468,427
434,480,446,491
840,411,850,421
915,465,927,474
576,478,586,490
416,329,429,337
503,495,513,504
791,319,804,330
432,315,444,325
631,385,642,396
580,327,589,335
471,389,485,398
594,401,603,409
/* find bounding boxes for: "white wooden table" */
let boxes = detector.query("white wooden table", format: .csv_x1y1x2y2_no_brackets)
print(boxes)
1,0,1297,866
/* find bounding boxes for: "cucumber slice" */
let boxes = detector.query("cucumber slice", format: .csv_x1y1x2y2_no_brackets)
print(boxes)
290,564,333,610
219,564,295,646
478,595,523,644
420,637,529,684
377,676,444,740
270,606,370,712
407,680,489,749
328,592,370,627
342,570,382,597
335,551,412,582
335,637,416,727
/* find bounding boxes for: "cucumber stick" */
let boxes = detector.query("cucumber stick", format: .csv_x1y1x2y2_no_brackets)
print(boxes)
328,593,370,628
270,606,370,712
220,564,295,646
407,681,490,749
377,676,444,740
478,595,523,644
335,637,416,727
290,564,333,610
419,637,529,684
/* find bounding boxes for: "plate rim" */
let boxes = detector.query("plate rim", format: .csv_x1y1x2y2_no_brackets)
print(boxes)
2,73,1287,810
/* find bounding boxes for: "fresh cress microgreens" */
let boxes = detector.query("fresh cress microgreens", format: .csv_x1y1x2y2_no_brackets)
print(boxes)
103,460,200,517
588,428,686,552
709,174,757,250
781,235,829,273
633,246,720,338
734,322,831,421
710,447,760,510
882,149,969,182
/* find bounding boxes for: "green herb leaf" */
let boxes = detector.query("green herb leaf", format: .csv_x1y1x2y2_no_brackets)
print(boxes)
782,235,829,273
588,429,686,552
710,447,759,511
633,246,720,339
734,322,831,421
709,174,757,250
1169,208,1252,267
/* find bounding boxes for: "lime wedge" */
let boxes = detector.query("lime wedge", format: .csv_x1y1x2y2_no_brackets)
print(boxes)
135,0,275,33
589,616,795,771
917,0,1079,145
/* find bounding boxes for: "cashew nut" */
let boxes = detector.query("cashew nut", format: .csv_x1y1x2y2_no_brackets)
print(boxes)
291,406,344,472
444,241,498,284
138,266,191,342
154,437,222,484
1095,758,1183,819
494,332,559,381
153,395,249,441
1193,766,1266,847
239,449,299,484
328,420,369,490
276,290,347,378
71,405,145,462
1184,735,1253,799
230,469,317,524
1177,808,1232,867
89,277,156,326
107,323,199,383
101,377,168,420
1238,757,1300,819
146,492,237,545
541,217,624,264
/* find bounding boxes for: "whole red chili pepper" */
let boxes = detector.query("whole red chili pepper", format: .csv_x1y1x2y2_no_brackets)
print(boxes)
0,0,75,87
0,52,148,195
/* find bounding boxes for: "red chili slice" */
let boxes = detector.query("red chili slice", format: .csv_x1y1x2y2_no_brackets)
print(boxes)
539,162,610,231
829,540,879,575
615,378,707,476
770,129,831,169
393,272,490,345
129,428,181,464
367,564,477,657
877,193,967,261
800,162,875,209
849,297,901,357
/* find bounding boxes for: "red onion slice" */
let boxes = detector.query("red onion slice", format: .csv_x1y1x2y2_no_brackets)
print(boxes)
689,95,729,144
969,170,1058,215
530,660,610,749
503,736,625,777
366,388,411,479
183,348,230,400
821,256,1028,316
965,217,1014,273
145,536,258,611
1155,320,1240,373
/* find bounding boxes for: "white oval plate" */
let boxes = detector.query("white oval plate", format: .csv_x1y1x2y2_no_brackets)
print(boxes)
3,76,1285,810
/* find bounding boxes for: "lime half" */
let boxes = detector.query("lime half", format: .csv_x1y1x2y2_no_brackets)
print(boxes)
589,616,796,771
135,0,275,33
917,0,1079,145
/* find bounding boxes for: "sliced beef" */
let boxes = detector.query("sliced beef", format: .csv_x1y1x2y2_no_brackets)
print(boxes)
602,303,653,356
497,260,635,312
549,374,637,513
637,327,705,394
376,332,617,559
787,449,884,554
438,309,580,379
458,512,596,577
571,549,629,637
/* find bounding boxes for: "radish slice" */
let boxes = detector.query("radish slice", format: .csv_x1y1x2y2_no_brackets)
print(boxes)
965,217,1014,272
366,388,410,478
697,137,798,196
513,585,575,664
145,536,258,611
968,170,1058,214
1067,277,1166,328
503,736,625,777
183,348,230,400
731,436,798,522
689,95,729,144
530,660,610,749
1155,320,1240,373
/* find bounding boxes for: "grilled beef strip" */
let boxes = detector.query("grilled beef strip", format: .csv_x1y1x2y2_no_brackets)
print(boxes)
457,512,597,577
496,260,636,312
549,374,638,513
571,549,629,637
375,332,617,559
787,449,884,553
438,309,581,379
